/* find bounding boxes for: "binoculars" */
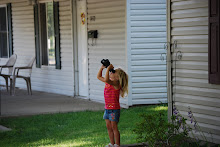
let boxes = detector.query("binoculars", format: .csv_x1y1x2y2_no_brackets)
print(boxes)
101,59,115,73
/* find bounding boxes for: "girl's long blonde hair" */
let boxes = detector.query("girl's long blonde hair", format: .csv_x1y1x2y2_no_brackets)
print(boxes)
117,68,128,98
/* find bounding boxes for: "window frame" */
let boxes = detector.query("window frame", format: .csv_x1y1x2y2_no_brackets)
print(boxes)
34,1,60,69
46,2,56,66
0,4,9,59
39,2,55,66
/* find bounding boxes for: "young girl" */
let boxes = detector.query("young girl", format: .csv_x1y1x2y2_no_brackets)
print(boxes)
97,64,128,147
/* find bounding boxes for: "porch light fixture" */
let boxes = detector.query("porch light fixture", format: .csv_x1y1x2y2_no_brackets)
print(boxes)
90,16,96,21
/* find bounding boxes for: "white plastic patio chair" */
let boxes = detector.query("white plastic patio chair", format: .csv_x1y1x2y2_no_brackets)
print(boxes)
0,54,17,92
10,56,35,95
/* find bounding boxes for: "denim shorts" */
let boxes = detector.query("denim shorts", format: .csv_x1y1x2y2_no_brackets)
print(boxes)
103,109,120,122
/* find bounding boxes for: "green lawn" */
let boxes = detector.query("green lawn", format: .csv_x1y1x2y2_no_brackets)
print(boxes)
0,105,167,147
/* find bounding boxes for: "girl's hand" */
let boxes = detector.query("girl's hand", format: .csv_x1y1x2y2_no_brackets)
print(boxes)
107,64,114,70
101,65,105,69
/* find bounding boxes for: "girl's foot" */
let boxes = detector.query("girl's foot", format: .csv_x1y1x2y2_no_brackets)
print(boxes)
105,143,114,147
114,144,120,147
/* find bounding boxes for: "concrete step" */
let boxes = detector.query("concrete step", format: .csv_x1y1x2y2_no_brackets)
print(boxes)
0,125,12,132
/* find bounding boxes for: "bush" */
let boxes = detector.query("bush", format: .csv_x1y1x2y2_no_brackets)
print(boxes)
133,106,216,147
133,111,169,146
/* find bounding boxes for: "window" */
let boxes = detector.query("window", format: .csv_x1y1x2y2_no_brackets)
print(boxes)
34,2,61,69
47,3,55,66
0,4,12,58
208,0,220,84
40,2,55,65
0,6,8,58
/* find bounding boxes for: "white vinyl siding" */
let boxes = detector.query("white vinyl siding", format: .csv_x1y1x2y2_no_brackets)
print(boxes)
170,0,220,144
127,0,167,106
0,0,74,96
87,0,127,105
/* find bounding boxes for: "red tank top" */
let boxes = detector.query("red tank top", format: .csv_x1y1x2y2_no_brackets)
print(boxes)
104,83,120,109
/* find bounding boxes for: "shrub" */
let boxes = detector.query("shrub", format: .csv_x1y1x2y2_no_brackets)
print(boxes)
133,111,168,146
133,106,214,147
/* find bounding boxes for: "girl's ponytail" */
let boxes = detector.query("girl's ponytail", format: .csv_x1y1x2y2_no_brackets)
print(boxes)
118,68,128,98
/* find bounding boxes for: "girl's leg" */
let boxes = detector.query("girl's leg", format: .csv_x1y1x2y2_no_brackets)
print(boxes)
105,119,115,145
111,121,120,146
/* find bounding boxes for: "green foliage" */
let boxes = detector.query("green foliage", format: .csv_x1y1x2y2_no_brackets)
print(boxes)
133,106,218,147
133,111,193,146
47,2,54,38
133,111,168,146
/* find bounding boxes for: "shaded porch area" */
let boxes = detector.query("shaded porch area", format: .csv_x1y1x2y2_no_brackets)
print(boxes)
0,87,105,117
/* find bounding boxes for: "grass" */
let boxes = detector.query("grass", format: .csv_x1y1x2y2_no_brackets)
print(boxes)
0,104,168,147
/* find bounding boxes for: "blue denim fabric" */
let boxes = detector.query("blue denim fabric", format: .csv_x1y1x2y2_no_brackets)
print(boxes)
103,109,120,122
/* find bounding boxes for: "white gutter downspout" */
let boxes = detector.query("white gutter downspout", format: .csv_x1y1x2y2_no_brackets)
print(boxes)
72,0,79,96
126,0,133,107
166,0,173,122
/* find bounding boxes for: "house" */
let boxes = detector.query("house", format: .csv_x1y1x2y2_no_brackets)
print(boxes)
0,0,167,107
1,0,219,145
167,0,220,144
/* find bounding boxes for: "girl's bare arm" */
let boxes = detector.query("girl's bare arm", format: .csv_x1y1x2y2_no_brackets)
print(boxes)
97,65,105,82
104,64,118,87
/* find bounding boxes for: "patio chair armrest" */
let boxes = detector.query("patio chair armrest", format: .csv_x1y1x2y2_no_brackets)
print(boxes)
0,65,13,68
14,66,32,76
0,65,13,73
14,66,32,70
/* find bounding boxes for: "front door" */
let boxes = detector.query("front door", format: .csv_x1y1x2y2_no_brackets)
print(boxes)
76,0,88,97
